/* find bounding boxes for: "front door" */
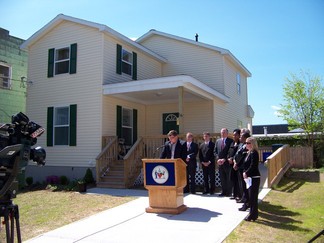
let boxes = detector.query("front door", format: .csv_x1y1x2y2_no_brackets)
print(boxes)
162,112,179,135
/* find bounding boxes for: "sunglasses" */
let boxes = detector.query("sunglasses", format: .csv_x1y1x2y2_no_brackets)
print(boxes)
246,142,251,144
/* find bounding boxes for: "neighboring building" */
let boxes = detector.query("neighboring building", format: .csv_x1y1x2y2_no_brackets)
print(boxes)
21,14,254,184
253,124,289,135
0,28,28,123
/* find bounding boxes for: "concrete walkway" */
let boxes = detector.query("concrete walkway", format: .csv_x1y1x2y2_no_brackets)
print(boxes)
25,164,270,243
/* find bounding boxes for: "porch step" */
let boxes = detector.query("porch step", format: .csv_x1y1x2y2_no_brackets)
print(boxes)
96,181,126,189
97,161,126,189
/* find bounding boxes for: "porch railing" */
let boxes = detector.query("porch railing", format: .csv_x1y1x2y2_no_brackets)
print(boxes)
265,144,291,188
95,136,118,182
123,137,145,187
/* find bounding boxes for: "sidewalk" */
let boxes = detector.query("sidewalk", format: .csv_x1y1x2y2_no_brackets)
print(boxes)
25,164,270,243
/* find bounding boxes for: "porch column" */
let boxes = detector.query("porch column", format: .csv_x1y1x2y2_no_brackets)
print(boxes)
178,86,184,134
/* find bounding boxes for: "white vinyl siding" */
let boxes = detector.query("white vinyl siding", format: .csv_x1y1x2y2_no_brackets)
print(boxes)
26,21,103,167
140,35,225,94
102,35,162,85
102,96,145,138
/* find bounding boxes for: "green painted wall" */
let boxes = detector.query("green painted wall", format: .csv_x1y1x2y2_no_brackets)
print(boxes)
0,28,28,124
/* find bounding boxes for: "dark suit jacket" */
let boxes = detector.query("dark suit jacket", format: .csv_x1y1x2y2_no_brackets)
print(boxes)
243,150,260,177
185,141,198,165
214,137,234,160
234,143,248,169
199,141,215,164
160,139,187,162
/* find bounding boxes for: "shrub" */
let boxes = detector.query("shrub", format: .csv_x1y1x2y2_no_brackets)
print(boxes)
59,175,69,185
26,177,33,186
83,168,95,184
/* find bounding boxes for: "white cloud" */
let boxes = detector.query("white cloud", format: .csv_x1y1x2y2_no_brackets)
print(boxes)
271,105,280,111
271,105,281,116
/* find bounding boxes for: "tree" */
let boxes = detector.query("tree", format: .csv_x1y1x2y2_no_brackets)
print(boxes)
279,70,324,167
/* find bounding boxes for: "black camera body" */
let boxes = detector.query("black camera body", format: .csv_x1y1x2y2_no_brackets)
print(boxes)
0,112,46,201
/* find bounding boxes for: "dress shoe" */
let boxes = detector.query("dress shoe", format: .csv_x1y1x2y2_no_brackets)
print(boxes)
229,197,236,200
210,192,215,195
238,204,250,211
236,199,246,203
202,191,209,195
218,193,226,197
244,215,257,221
191,191,196,194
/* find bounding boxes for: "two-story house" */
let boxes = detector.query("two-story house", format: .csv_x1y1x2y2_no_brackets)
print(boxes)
21,14,253,187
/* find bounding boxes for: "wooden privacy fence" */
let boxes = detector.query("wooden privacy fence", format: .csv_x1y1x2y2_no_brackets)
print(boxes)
289,146,313,168
265,144,291,188
259,146,313,168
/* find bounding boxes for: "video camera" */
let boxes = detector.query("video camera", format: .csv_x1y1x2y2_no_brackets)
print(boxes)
0,112,46,201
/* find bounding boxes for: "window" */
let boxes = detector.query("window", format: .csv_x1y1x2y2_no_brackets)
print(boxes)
236,73,241,95
122,108,133,145
54,106,69,145
48,43,77,77
55,47,70,75
116,106,137,145
122,49,133,75
116,44,137,80
0,63,11,89
47,104,77,146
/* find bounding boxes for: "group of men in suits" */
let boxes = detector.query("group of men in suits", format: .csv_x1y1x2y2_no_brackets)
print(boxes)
160,128,250,196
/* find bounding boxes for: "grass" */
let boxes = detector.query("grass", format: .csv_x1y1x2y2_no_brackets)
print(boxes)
224,170,324,243
0,188,134,242
1,170,323,242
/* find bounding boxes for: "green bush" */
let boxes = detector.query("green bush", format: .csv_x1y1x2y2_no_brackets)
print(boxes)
59,175,69,185
25,177,33,186
83,168,95,184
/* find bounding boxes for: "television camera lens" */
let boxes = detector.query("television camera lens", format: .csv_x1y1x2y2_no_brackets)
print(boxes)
30,146,46,166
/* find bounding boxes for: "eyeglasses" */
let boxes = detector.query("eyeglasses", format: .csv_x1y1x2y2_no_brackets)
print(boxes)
246,142,251,144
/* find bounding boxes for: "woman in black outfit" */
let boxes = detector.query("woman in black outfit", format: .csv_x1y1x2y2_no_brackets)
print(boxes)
242,136,260,221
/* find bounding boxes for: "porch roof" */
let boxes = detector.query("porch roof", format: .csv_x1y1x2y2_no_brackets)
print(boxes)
102,75,229,105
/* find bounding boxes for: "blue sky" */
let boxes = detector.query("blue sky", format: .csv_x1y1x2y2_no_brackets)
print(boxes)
2,0,324,125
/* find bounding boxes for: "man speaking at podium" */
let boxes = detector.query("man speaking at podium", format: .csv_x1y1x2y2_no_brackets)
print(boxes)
160,130,187,163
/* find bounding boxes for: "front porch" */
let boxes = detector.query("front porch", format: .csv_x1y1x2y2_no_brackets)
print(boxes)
95,134,221,189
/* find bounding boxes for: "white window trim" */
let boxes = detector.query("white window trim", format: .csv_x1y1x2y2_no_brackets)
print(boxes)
122,48,133,76
0,62,12,89
53,106,70,146
54,46,70,75
122,107,133,144
236,73,241,95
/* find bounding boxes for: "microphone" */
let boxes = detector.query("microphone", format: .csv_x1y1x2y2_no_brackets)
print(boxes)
153,144,166,158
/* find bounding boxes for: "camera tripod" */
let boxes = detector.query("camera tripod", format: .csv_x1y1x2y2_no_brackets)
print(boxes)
0,200,21,243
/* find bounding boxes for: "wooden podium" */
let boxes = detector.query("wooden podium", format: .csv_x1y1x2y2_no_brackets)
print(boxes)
142,158,187,214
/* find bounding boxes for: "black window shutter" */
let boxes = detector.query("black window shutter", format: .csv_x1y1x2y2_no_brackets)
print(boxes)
70,43,77,74
47,107,54,146
132,52,137,80
116,105,122,138
116,44,122,75
133,109,137,143
69,104,77,146
48,48,54,78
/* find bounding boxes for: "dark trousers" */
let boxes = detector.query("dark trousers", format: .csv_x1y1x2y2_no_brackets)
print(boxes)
248,177,260,219
202,164,215,193
184,162,196,193
230,168,242,198
239,169,249,203
219,162,232,196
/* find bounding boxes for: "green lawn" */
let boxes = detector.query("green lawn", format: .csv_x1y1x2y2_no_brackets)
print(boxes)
224,170,324,243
